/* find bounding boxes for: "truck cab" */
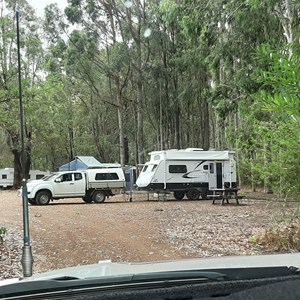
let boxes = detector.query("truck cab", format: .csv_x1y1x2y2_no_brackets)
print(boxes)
53,172,86,197
26,171,86,205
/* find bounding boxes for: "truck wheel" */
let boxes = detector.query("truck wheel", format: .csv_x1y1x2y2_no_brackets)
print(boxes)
36,191,51,205
82,196,92,203
187,189,200,200
174,191,185,200
28,199,37,205
93,191,106,203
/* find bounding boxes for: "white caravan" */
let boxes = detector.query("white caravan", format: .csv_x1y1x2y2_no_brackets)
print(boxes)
0,168,49,188
135,149,237,200
0,168,14,188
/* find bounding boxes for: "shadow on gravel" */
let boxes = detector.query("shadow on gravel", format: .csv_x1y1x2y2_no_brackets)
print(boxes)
32,199,248,207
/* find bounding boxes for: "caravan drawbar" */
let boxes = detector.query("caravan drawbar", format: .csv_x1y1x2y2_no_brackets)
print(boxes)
135,148,237,200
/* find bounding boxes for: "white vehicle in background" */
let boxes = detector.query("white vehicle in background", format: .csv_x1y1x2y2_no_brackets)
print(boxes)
0,168,49,189
136,148,238,200
24,168,126,205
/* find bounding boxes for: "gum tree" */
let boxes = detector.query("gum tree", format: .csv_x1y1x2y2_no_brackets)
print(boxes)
0,0,43,187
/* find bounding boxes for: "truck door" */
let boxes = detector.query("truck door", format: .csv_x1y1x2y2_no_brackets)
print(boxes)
54,173,85,197
73,172,86,194
54,173,74,196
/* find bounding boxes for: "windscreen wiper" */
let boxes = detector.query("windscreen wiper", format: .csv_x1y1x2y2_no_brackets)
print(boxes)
131,270,226,282
0,270,226,299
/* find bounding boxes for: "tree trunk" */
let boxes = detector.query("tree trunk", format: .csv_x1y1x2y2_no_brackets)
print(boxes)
107,6,125,166
158,83,163,150
202,99,210,150
134,22,144,164
12,149,22,189
116,79,125,166
11,132,32,188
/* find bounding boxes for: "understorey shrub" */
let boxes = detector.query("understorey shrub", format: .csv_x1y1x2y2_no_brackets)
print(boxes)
0,227,7,244
252,221,300,252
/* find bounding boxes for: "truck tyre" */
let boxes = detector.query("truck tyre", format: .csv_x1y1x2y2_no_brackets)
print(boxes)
36,191,51,205
187,189,200,200
82,196,92,203
93,191,106,203
28,199,37,205
174,191,185,200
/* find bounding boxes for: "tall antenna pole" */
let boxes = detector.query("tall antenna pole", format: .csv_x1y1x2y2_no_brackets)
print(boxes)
16,10,33,278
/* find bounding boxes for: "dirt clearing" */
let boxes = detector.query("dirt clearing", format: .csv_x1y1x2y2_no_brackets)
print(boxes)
0,190,298,279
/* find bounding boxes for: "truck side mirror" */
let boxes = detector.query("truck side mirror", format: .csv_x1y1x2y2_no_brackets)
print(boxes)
55,178,62,183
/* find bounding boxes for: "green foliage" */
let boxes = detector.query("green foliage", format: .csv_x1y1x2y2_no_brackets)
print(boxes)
236,97,300,198
65,4,83,25
160,0,180,26
0,0,44,184
0,227,7,244
1,0,299,198
256,44,300,119
249,235,258,245
240,43,300,198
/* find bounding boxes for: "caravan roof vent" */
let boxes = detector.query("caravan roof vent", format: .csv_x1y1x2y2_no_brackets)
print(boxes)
185,148,204,151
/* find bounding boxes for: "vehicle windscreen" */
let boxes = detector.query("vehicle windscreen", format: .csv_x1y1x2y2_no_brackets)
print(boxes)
0,1,299,298
43,173,57,181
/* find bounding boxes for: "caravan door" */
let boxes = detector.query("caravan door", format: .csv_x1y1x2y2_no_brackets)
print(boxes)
208,162,223,190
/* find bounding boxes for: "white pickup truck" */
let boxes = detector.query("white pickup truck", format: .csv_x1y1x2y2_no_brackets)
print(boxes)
23,168,126,205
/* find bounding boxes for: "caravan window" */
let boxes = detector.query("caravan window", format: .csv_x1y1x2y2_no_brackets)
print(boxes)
209,163,214,173
203,165,208,170
142,165,148,172
2,175,7,179
153,155,160,160
95,173,119,180
151,165,157,172
169,165,187,173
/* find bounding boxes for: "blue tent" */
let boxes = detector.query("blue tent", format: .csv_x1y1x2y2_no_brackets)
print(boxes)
59,156,102,171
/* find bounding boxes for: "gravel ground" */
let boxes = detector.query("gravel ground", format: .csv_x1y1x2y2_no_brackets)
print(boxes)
0,190,298,280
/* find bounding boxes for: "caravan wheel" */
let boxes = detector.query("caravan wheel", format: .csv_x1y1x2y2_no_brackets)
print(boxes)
174,191,185,200
200,191,208,200
187,189,200,200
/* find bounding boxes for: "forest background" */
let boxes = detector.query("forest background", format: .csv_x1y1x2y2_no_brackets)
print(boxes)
0,0,299,198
